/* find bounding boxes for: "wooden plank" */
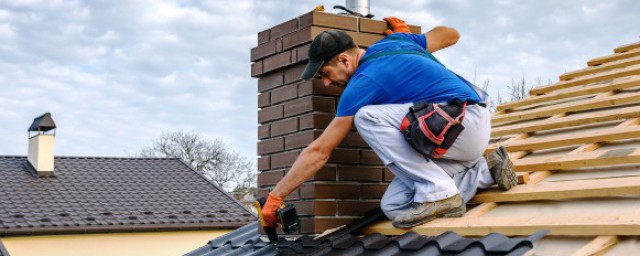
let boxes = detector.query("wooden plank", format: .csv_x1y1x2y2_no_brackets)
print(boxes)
561,56,640,81
463,202,498,218
469,176,640,203
493,90,640,125
571,236,618,256
588,48,640,67
526,170,552,184
362,212,640,236
492,105,640,137
518,172,530,183
490,126,640,152
514,147,640,172
498,75,640,112
615,41,640,53
529,63,640,95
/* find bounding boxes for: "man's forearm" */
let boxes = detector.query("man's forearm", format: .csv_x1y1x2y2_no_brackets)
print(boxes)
270,144,329,198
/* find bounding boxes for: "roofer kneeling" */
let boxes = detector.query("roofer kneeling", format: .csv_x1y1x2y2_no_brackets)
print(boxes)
262,17,518,229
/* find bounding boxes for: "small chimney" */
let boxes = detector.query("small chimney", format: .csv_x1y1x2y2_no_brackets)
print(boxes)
27,112,56,177
346,0,371,17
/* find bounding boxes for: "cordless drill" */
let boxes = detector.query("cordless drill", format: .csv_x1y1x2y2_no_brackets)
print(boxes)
254,197,300,243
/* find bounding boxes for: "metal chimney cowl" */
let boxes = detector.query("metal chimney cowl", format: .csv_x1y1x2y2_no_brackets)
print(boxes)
27,112,56,177
346,0,370,17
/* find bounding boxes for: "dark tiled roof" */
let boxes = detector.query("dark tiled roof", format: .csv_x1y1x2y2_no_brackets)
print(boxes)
0,156,255,236
185,210,546,256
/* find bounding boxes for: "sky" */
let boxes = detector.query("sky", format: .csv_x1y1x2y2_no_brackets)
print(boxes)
0,0,638,162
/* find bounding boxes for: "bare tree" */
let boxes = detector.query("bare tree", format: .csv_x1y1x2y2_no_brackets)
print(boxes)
139,131,256,206
508,76,533,102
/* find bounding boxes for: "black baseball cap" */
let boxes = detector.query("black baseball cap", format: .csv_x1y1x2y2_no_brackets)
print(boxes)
300,30,355,80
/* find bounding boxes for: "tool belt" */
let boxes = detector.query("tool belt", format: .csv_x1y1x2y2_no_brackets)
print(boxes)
400,100,469,159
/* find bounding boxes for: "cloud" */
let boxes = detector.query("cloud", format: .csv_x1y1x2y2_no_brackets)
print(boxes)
0,0,638,162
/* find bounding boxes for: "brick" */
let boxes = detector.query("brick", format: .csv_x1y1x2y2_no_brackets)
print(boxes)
270,117,298,137
270,150,300,169
384,168,395,182
258,105,283,123
290,49,297,63
257,188,269,198
300,183,360,199
284,188,300,202
337,167,383,182
297,79,344,97
257,156,270,171
284,62,306,84
257,170,284,186
299,113,334,130
282,26,325,51
309,166,336,181
345,31,384,48
299,11,358,31
285,130,321,150
275,37,283,53
340,132,368,148
251,61,262,77
258,124,270,139
359,18,421,34
258,71,284,92
361,149,383,165
296,44,311,62
257,137,284,155
258,29,270,45
293,200,337,216
271,83,298,104
284,96,335,117
258,92,270,108
337,200,380,216
302,217,358,234
270,18,299,39
328,148,360,164
361,183,389,199
250,40,277,62
263,51,292,73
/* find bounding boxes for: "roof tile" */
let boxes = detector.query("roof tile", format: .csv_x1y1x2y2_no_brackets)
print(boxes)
0,156,255,236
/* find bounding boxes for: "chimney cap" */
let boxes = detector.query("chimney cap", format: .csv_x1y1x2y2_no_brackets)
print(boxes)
28,112,56,132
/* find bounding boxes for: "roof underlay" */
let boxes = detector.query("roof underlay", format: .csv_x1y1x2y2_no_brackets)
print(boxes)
364,40,640,255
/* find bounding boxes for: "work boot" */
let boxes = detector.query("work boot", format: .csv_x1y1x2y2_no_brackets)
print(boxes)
392,194,465,229
484,146,518,190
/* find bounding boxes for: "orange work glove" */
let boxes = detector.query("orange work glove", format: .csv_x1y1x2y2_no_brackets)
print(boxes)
262,192,284,227
383,17,411,35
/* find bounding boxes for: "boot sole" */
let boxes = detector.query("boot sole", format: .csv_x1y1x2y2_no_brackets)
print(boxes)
392,206,466,229
497,160,518,190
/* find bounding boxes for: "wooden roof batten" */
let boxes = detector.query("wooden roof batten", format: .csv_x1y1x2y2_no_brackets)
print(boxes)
362,39,640,255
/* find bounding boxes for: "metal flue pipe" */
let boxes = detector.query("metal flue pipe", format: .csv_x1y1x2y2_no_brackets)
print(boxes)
346,0,370,17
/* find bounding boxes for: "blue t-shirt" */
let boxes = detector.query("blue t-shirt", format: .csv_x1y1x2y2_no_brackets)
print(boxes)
336,33,480,117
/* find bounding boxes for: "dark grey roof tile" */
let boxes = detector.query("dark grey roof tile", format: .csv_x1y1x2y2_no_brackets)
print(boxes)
184,210,548,256
0,156,256,236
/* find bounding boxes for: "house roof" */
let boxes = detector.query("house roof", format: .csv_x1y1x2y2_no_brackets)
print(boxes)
363,40,640,254
0,156,255,236
184,210,547,256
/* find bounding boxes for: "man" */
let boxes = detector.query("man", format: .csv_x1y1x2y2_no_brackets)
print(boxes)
262,17,517,228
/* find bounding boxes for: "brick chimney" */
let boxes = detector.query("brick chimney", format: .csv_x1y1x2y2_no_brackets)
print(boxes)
27,112,57,177
254,11,421,234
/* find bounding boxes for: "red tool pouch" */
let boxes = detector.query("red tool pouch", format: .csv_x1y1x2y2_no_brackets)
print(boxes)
400,101,467,159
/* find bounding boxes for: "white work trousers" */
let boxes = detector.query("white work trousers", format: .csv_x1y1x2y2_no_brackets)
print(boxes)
353,103,495,219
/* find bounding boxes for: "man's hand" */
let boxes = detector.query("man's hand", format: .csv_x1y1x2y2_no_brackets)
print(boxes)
383,17,411,35
262,192,284,227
